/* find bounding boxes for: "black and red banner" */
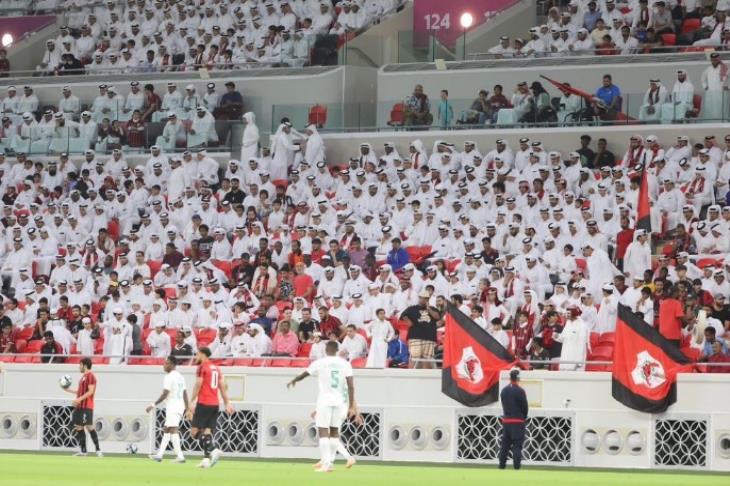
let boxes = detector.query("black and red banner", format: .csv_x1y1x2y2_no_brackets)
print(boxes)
636,162,652,234
612,304,693,413
442,303,517,407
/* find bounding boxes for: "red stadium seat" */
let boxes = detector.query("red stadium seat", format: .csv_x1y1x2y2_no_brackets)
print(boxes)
297,342,312,357
197,328,217,347
276,301,293,314
351,357,367,368
589,332,600,350
14,339,27,353
681,18,701,35
91,357,109,365
308,104,328,128
681,347,701,361
291,359,310,367
66,356,82,364
232,358,253,366
660,33,676,46
597,332,615,346
147,260,162,278
690,94,702,118
387,103,405,126
270,358,292,367
17,327,34,341
163,287,177,300
251,358,271,367
0,355,15,363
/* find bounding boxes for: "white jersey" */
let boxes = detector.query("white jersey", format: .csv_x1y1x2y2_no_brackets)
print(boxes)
162,369,187,414
306,355,353,407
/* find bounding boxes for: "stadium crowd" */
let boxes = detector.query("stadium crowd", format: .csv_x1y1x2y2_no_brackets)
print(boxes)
30,0,404,74
0,122,729,370
489,0,730,58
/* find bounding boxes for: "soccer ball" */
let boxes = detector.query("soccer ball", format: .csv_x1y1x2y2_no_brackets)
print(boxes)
59,375,72,389
127,443,139,454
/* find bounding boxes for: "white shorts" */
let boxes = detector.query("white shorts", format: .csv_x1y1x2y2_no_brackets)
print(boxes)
164,411,183,428
315,405,347,429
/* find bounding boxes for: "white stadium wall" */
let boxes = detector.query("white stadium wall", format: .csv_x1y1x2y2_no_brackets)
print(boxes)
1,364,729,471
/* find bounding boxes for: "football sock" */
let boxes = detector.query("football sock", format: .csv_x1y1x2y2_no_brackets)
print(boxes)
171,434,183,458
76,430,87,453
328,438,339,463
200,433,213,458
337,438,352,459
318,438,331,465
89,430,100,452
158,433,171,456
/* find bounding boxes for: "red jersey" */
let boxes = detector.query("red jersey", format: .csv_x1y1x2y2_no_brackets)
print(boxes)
76,372,97,410
658,298,684,341
197,361,221,406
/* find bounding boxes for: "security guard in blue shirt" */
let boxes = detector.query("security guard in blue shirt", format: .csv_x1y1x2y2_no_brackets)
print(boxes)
498,369,528,469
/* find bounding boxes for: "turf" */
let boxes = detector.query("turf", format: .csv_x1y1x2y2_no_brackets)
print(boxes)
0,453,726,486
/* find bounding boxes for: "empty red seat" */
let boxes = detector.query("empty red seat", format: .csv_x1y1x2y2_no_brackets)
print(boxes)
660,33,676,46
232,358,253,366
597,332,615,346
351,357,367,368
163,287,177,300
147,260,162,278
251,358,271,367
17,327,34,341
291,359,310,368
308,104,328,128
270,358,292,367
387,103,405,126
681,18,701,34
196,328,217,347
297,342,312,357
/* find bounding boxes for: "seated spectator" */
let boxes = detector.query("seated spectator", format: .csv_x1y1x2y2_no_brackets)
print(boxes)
209,322,232,358
40,330,64,363
0,321,16,353
404,84,432,127
271,320,299,357
387,335,409,368
700,327,728,360
339,324,368,361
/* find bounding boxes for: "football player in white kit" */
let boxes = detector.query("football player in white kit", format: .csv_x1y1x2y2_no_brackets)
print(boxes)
146,355,189,463
287,341,361,473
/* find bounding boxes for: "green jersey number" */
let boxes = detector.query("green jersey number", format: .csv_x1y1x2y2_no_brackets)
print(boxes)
330,370,340,389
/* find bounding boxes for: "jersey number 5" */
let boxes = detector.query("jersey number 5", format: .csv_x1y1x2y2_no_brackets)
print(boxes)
330,370,340,389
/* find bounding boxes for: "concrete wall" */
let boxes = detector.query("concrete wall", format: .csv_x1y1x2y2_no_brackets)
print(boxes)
463,0,535,58
6,16,61,73
376,57,713,126
321,122,730,165
346,3,414,66
0,364,729,470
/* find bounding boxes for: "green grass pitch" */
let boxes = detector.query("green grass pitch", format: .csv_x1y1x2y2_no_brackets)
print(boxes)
0,453,727,486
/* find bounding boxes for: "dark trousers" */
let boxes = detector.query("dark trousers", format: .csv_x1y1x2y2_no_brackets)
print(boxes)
498,422,526,470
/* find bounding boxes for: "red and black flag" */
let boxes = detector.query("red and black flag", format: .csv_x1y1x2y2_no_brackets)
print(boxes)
442,303,517,407
612,304,694,413
636,161,652,234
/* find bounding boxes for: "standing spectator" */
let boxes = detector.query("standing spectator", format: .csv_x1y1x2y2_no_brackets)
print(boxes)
701,53,728,122
400,290,441,369
592,138,616,168
218,81,243,120
555,307,591,370
658,286,687,347
126,111,145,148
141,84,160,122
436,89,453,129
404,84,432,127
0,49,10,77
365,308,394,368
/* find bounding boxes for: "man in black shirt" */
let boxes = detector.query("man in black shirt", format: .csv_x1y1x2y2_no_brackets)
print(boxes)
499,369,528,470
171,330,193,359
297,308,319,342
196,224,214,260
710,295,730,330
400,290,442,369
223,177,246,205
576,134,595,168
592,137,616,168
40,331,64,363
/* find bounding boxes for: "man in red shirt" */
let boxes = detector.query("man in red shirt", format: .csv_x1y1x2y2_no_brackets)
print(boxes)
293,262,315,302
186,347,235,469
658,287,687,347
614,217,634,271
61,357,102,457
318,306,343,338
